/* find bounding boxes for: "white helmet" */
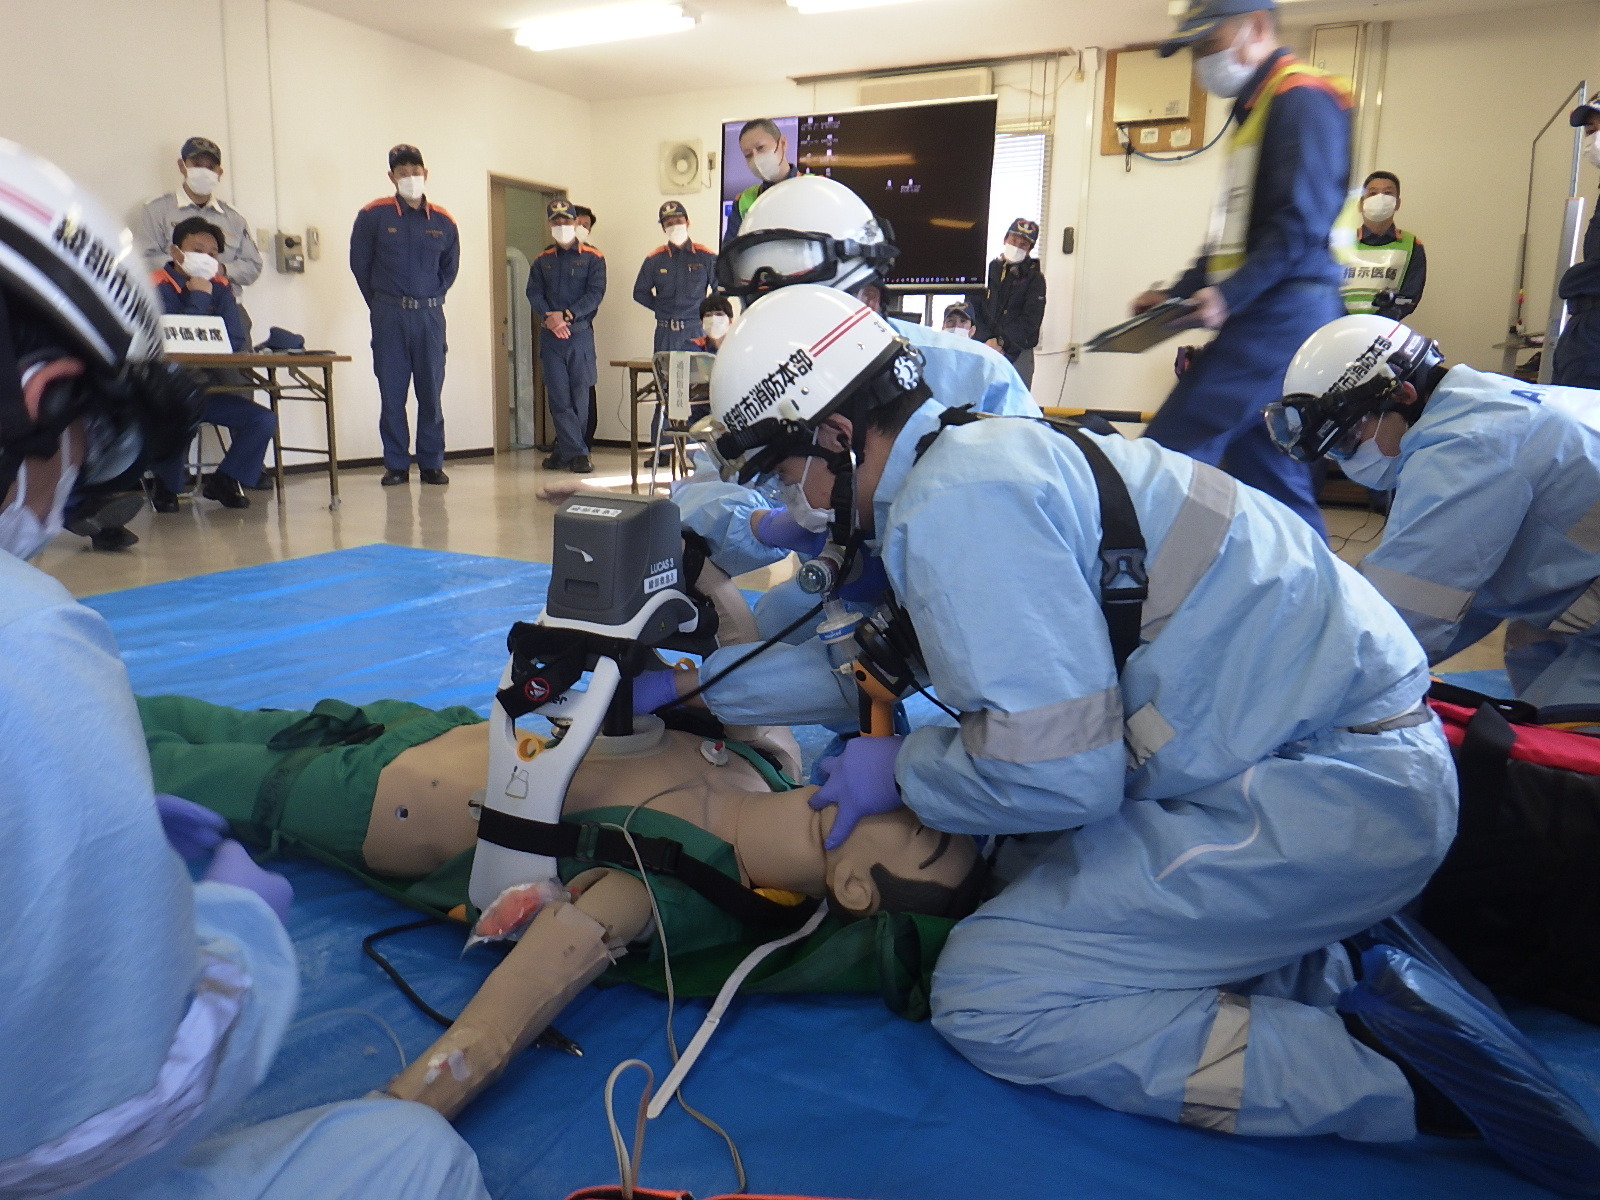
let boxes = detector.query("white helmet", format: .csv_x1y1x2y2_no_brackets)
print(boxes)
717,175,898,297
0,140,199,499
702,284,924,482
1264,313,1442,462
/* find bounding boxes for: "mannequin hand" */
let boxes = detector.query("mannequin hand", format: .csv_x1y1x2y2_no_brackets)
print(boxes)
810,734,905,851
203,839,294,922
1190,286,1229,330
156,793,229,860
633,667,684,715
755,508,827,556
1132,289,1169,316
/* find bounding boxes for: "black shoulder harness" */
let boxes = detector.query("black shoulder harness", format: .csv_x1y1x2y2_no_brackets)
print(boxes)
915,407,1147,673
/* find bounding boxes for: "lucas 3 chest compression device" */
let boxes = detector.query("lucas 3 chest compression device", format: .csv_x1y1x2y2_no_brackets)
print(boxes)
467,493,716,915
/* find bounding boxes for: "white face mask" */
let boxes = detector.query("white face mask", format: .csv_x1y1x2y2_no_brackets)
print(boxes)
552,224,577,247
180,250,218,279
0,458,78,561
1194,29,1254,98
702,314,731,339
1584,132,1600,171
1338,436,1402,491
749,148,788,184
184,166,219,197
576,225,593,244
1000,243,1026,265
1361,193,1398,225
396,175,425,201
666,224,690,246
781,457,833,533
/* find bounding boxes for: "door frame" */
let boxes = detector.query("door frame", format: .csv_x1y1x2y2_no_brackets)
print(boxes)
488,173,564,453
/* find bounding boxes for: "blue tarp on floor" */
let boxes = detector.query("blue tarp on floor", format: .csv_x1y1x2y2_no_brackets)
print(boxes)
84,544,1600,1200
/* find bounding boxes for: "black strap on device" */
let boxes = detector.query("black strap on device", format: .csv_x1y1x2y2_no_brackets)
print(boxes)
476,808,811,931
915,407,1148,673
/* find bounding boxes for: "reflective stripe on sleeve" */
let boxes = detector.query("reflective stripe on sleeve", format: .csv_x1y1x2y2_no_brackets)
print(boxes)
1143,463,1237,640
959,686,1123,764
1179,991,1250,1134
1360,562,1474,625
1550,576,1600,637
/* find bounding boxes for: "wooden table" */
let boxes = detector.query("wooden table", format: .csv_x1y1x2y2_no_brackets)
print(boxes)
170,352,352,509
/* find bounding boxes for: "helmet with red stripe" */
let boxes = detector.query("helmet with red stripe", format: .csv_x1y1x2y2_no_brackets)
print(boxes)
0,140,200,514
702,284,926,484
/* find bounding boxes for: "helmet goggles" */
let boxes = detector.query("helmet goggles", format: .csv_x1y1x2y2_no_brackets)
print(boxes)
716,223,899,297
1264,373,1400,463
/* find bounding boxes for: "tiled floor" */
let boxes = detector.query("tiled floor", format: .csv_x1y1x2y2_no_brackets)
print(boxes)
34,458,1501,675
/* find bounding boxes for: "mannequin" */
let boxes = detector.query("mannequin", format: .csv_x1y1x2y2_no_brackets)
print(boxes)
139,562,981,1120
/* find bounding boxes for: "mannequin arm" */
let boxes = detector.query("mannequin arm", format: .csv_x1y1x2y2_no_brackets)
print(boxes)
385,868,652,1118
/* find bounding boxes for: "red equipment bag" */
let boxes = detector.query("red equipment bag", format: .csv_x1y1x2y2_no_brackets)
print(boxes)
1417,681,1600,1024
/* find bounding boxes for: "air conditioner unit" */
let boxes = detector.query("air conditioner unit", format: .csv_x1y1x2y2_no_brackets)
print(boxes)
659,139,708,194
857,66,994,108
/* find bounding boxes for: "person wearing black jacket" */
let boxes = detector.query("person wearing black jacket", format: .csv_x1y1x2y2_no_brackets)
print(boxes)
1553,94,1600,389
975,217,1046,387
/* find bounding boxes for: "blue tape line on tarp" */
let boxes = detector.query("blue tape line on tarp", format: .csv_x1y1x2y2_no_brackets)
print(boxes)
82,548,1596,1200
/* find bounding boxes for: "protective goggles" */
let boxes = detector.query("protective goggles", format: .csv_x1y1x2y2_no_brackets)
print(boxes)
1263,374,1398,463
715,224,899,297
690,413,817,484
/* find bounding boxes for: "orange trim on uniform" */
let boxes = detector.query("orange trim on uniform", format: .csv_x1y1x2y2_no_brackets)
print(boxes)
361,196,403,214
578,244,605,258
425,202,456,223
536,246,559,259
691,242,713,255
649,244,670,256
1277,72,1354,110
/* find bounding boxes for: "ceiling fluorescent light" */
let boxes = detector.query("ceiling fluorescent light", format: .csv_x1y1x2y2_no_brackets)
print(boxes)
788,0,922,13
514,2,696,51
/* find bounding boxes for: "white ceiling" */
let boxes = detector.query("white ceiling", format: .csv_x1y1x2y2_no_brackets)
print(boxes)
295,0,1579,102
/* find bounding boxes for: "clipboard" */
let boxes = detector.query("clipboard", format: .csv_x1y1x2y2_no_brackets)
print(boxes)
1084,298,1201,354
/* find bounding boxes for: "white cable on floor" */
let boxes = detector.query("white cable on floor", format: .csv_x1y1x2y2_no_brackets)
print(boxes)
287,1006,409,1071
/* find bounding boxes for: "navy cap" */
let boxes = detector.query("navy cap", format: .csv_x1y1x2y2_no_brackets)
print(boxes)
548,198,577,221
658,200,689,223
1007,217,1040,245
943,303,975,323
180,136,221,164
1571,92,1600,127
1160,0,1277,57
388,144,425,169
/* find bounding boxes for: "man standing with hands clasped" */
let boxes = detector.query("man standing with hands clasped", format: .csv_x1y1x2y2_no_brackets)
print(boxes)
349,145,459,488
526,198,606,474
1135,0,1352,539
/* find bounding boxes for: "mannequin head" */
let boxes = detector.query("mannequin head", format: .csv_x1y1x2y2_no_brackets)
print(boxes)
824,808,983,919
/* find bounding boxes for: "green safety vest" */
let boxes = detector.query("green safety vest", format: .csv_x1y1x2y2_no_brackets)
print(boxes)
1338,230,1416,314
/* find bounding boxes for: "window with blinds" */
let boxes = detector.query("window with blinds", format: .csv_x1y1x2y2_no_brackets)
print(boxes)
988,127,1050,258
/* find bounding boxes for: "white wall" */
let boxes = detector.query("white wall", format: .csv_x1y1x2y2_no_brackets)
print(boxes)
1365,1,1600,368
0,0,593,463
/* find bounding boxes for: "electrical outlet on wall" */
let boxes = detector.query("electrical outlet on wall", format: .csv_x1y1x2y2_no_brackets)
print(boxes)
305,227,321,261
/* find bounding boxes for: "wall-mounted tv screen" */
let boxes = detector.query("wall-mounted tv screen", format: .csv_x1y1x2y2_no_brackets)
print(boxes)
720,97,998,290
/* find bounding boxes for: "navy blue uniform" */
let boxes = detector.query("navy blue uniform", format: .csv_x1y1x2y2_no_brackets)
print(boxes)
1553,206,1600,390
633,241,716,352
349,195,459,471
150,265,276,490
975,255,1046,386
526,243,607,462
1144,51,1351,538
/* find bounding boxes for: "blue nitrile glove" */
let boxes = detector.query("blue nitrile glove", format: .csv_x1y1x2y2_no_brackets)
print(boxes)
809,734,906,850
156,793,230,860
203,839,294,923
755,508,827,558
633,668,683,715
838,554,890,604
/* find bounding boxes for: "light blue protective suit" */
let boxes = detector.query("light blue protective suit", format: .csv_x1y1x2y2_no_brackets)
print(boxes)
0,553,488,1200
676,318,1039,586
703,400,1459,1141
682,322,1042,719
1357,365,1600,709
